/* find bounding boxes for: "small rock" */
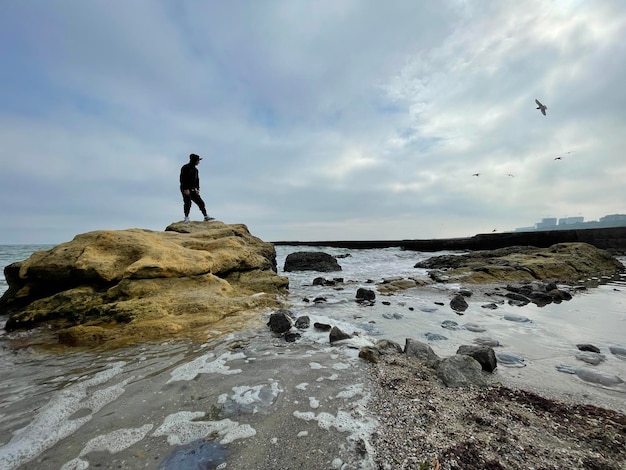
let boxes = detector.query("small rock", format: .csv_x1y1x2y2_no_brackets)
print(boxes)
267,310,293,334
356,288,376,301
576,343,600,353
329,326,352,343
450,295,468,313
284,331,301,343
295,316,310,329
358,346,380,363
313,322,332,332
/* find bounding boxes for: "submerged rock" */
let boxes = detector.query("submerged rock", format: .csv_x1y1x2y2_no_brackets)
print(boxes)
496,352,526,368
575,368,625,388
160,439,228,470
575,351,606,365
609,345,626,360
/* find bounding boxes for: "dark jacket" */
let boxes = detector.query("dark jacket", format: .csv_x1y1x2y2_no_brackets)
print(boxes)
180,162,200,191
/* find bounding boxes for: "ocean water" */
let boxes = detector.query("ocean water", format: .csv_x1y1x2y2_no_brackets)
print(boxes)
0,244,625,469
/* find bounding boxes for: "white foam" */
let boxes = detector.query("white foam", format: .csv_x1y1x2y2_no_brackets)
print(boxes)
309,362,326,369
152,411,256,445
80,424,154,456
336,384,365,400
295,382,309,390
316,373,339,382
293,408,378,442
60,458,89,470
297,431,308,437
0,362,128,470
332,362,350,370
61,424,154,469
167,351,245,383
218,381,283,412
308,397,320,409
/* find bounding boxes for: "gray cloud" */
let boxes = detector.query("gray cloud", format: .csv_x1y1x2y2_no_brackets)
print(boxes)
0,0,624,244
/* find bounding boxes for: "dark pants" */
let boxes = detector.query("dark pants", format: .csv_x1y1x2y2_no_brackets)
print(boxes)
182,190,207,217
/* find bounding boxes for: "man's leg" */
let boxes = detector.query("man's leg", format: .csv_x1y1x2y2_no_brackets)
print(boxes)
182,192,192,218
190,191,208,217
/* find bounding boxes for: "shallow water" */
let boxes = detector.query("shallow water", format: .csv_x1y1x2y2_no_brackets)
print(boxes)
275,246,626,410
0,244,625,469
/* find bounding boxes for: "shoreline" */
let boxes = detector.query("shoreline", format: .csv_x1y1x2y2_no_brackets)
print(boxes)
367,353,626,469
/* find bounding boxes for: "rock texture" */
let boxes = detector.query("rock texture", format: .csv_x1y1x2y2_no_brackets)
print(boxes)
415,242,624,284
1,221,288,347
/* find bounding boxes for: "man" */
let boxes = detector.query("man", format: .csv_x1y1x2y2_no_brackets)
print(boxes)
179,153,215,223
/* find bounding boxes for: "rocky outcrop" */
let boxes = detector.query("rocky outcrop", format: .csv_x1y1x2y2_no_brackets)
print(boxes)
1,221,289,347
415,242,624,284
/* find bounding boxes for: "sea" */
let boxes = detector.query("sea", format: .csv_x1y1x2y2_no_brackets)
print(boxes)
0,243,625,470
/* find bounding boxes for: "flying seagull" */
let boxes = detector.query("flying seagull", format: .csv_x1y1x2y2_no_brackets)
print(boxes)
472,173,480,177
535,99,547,116
507,173,515,177
554,156,563,160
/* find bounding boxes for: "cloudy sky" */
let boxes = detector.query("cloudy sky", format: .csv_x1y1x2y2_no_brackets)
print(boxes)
1,0,625,244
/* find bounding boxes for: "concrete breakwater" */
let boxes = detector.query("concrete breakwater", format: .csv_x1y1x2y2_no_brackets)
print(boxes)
272,226,626,252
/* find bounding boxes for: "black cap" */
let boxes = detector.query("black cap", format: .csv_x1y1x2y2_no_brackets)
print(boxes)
190,153,203,162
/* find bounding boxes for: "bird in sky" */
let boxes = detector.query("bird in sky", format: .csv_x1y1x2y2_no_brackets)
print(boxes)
507,173,515,177
535,98,547,116
472,173,480,177
554,150,574,160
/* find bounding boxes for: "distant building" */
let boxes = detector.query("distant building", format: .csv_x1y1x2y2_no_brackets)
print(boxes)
600,214,626,223
515,213,626,232
535,218,557,229
558,216,584,225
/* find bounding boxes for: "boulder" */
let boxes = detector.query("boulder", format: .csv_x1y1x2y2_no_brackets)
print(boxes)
456,345,497,372
436,354,487,388
404,338,440,368
283,252,342,272
1,221,289,347
414,243,624,284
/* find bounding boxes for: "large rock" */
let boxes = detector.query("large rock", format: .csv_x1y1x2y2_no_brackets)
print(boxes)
283,251,342,272
436,354,487,388
415,243,624,284
1,221,289,347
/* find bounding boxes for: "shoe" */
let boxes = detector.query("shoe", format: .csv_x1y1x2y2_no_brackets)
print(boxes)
184,217,190,224
204,216,215,222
